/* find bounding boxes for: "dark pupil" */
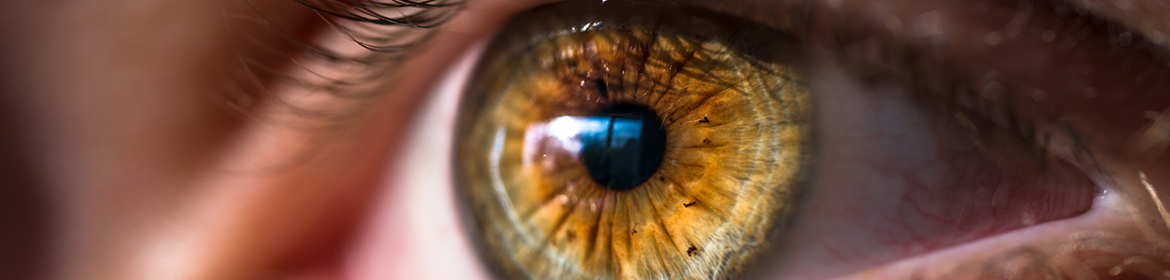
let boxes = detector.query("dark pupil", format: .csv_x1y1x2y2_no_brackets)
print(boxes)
578,104,666,191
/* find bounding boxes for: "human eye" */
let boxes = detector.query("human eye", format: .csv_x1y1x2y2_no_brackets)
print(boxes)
217,0,1170,279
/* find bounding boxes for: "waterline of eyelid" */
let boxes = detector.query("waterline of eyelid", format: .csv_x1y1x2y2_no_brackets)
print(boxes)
837,182,1162,280
1063,173,1170,279
1102,171,1169,251
1085,158,1170,256
1054,128,1170,249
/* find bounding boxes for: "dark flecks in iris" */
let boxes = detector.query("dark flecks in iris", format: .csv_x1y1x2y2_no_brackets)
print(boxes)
699,116,709,123
578,103,666,191
594,78,608,99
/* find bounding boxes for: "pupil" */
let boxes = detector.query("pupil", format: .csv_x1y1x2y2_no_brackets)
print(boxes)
577,104,666,191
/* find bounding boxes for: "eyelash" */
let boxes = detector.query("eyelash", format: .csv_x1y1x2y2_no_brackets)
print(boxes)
221,0,462,121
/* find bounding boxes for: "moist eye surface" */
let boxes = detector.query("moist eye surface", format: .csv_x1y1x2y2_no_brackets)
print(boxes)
452,1,813,279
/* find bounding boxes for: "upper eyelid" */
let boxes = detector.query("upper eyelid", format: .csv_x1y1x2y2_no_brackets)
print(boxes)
245,0,1170,163
244,0,1168,102
683,0,1170,155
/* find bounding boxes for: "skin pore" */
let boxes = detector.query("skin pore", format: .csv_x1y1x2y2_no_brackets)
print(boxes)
0,0,1168,279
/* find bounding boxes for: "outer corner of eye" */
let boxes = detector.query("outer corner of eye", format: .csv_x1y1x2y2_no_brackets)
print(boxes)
447,1,815,279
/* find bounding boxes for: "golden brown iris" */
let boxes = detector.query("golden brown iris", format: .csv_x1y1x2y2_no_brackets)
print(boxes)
454,1,813,279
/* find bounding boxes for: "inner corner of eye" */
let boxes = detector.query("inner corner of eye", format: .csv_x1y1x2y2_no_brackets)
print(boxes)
449,1,813,279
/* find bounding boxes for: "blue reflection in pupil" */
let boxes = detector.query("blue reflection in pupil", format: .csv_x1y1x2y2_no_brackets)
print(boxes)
577,104,666,191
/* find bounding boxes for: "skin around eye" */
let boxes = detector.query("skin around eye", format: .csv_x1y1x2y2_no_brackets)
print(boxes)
452,1,812,278
8,0,1168,279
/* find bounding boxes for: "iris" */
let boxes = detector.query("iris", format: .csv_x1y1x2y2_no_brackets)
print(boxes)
453,1,812,278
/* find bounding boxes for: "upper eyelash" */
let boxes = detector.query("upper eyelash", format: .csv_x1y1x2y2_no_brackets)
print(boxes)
219,0,464,122
295,0,462,27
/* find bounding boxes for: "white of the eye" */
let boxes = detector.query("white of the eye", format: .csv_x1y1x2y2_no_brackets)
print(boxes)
343,39,492,279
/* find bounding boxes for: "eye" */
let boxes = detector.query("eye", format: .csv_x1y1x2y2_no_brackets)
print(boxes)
350,0,1170,279
453,2,810,278
425,0,1115,277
